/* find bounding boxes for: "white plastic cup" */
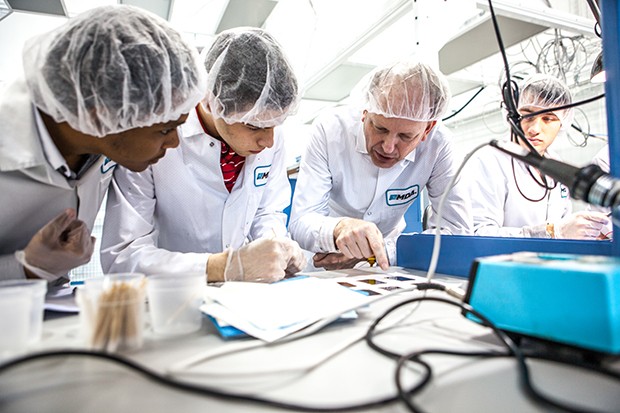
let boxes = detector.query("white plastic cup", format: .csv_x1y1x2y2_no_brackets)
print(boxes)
0,279,47,353
77,273,146,352
147,274,204,336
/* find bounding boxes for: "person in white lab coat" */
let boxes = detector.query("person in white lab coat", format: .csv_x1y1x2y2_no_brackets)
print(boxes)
0,5,206,282
288,60,472,271
467,74,609,238
100,28,306,283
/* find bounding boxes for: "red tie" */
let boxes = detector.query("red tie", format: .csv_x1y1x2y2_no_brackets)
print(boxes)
196,106,245,193
219,140,245,192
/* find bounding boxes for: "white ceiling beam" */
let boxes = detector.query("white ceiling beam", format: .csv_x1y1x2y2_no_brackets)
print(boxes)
302,0,412,93
5,0,67,17
476,0,598,37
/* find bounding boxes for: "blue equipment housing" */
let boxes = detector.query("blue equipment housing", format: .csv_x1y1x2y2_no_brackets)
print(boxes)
465,252,620,354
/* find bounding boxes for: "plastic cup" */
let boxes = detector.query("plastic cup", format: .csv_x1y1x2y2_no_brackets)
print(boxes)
0,279,47,353
77,273,146,352
146,274,205,336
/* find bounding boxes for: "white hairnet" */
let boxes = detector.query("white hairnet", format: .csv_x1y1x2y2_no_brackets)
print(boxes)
203,27,299,128
22,5,207,137
518,73,573,131
360,60,451,122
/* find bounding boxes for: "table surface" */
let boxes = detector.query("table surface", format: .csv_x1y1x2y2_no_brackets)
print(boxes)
1,268,619,413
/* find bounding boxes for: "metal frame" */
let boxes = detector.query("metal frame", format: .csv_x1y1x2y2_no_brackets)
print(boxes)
601,0,619,256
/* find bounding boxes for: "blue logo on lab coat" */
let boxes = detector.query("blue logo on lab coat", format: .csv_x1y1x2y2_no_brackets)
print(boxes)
100,157,117,174
386,185,419,206
254,164,271,187
560,184,569,198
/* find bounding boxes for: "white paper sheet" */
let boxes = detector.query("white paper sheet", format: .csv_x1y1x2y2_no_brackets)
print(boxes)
202,277,370,341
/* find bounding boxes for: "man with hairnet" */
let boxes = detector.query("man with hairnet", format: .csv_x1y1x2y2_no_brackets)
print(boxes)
467,74,610,239
289,60,472,271
0,5,206,282
100,27,306,283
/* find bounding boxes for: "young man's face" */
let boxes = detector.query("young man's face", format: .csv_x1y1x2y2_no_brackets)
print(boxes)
518,106,562,155
213,117,275,157
98,114,188,172
362,111,436,168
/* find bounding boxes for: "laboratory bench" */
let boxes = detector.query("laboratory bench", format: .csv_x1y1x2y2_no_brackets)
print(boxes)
1,267,619,413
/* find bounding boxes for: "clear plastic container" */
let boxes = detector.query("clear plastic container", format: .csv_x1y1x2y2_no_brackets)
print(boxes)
77,273,146,352
0,279,47,353
147,274,204,336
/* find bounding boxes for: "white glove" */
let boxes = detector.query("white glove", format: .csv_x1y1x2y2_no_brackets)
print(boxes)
554,211,610,239
224,237,307,283
16,209,94,280
333,218,389,270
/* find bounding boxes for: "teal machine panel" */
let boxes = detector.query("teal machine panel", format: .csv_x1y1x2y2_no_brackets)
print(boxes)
465,253,620,354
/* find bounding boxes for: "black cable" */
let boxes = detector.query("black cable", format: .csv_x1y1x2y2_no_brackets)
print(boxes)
521,94,606,121
487,0,532,154
506,114,556,200
504,90,604,160
364,293,620,413
570,122,607,141
365,283,447,360
442,85,487,122
501,93,607,196
569,108,591,147
365,294,527,413
505,93,606,199
488,0,606,159
0,349,400,412
511,157,555,203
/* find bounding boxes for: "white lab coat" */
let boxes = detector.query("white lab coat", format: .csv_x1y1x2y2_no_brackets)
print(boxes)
466,145,571,237
288,106,472,264
100,108,291,276
0,77,114,281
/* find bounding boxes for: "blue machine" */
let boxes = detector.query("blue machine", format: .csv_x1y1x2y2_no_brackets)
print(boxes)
465,252,620,354
396,234,613,277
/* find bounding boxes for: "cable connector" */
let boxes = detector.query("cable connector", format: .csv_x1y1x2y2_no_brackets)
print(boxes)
415,282,465,300
445,286,466,301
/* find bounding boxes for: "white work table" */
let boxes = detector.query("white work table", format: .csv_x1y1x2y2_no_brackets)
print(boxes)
1,268,619,413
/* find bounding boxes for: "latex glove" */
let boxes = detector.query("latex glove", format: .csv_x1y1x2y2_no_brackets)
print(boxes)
598,218,613,240
16,209,95,280
333,218,389,270
224,238,307,283
283,239,307,276
313,252,363,271
554,211,610,240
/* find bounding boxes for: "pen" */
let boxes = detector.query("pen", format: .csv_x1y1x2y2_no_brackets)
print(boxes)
367,256,376,267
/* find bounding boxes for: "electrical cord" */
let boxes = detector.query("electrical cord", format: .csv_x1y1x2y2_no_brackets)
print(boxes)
0,3,612,413
425,141,488,284
520,94,605,121
569,108,591,147
169,282,424,374
0,281,469,413
365,293,523,413
571,122,607,141
502,92,606,201
365,294,620,413
510,156,556,203
442,85,487,122
536,32,590,81
171,328,368,378
0,349,399,412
